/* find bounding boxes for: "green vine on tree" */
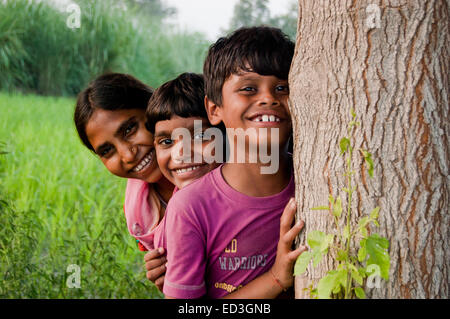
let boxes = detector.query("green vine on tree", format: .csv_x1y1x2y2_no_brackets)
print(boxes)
294,109,390,299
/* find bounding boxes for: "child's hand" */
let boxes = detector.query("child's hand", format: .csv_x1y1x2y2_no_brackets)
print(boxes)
271,198,307,290
144,247,167,292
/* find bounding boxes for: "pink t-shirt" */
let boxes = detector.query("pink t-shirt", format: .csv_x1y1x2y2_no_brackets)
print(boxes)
123,179,169,251
163,165,294,298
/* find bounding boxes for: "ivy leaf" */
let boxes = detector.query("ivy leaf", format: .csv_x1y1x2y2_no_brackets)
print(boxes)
294,251,313,276
317,271,339,299
365,234,390,280
351,108,356,119
340,137,350,155
355,287,366,299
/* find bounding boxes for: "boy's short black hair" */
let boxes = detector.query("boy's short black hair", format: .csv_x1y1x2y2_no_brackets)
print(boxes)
146,72,207,133
74,73,153,152
203,26,295,106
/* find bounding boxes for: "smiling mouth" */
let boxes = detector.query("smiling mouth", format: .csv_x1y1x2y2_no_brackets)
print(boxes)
132,151,154,173
250,115,281,123
173,164,205,175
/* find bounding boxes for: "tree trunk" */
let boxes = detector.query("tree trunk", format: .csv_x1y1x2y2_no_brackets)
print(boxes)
289,0,449,298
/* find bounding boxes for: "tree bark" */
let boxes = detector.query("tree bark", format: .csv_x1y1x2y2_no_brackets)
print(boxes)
289,0,449,298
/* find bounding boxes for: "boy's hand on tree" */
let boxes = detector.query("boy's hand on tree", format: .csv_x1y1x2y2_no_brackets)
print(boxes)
144,247,167,292
271,198,307,290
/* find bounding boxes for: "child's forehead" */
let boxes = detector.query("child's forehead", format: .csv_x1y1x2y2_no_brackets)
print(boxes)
226,69,287,82
154,116,209,134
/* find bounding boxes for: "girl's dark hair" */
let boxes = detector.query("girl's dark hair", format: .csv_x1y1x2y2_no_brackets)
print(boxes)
74,73,153,152
203,26,295,106
146,73,207,133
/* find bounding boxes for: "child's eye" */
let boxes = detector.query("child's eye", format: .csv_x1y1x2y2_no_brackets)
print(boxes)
98,145,113,158
240,86,255,92
158,138,173,146
276,85,289,93
124,122,137,137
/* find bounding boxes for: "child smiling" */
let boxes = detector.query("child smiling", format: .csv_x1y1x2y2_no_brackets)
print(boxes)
161,26,307,299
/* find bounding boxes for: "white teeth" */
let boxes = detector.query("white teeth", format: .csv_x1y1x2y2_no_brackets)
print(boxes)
133,152,153,172
251,115,281,122
175,166,201,174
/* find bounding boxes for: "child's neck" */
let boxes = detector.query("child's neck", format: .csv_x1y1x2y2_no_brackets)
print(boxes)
221,151,291,197
155,176,174,204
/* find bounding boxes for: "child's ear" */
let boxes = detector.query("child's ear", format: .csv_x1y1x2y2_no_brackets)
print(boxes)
204,96,223,125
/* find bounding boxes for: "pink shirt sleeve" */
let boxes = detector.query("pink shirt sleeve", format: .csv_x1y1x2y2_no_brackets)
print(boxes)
162,202,207,298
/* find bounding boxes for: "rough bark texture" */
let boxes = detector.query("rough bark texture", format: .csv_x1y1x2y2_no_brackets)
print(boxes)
289,0,449,298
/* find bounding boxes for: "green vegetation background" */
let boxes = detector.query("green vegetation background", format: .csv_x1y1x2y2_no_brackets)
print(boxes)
0,0,296,298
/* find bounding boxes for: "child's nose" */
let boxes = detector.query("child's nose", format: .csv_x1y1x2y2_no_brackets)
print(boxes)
258,90,280,106
118,144,136,163
171,140,191,164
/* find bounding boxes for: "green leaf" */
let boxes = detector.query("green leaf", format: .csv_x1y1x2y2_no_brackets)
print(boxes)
307,231,326,251
370,207,380,220
358,242,367,262
321,234,334,251
328,195,335,205
360,226,368,237
294,251,313,276
355,287,365,299
333,197,342,218
336,269,348,290
336,249,348,261
351,108,356,119
311,206,329,211
351,268,363,285
365,234,390,280
317,271,339,299
361,150,374,178
332,283,341,295
340,137,350,155
312,250,324,267
358,216,370,229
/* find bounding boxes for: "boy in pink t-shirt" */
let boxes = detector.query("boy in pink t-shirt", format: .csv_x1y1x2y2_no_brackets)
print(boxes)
159,26,307,298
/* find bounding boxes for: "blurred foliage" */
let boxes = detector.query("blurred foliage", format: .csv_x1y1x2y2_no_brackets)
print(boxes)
123,0,177,19
0,0,209,96
0,93,163,298
225,0,297,41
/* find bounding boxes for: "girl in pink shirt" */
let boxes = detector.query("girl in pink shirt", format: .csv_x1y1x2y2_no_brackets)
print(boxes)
74,73,174,252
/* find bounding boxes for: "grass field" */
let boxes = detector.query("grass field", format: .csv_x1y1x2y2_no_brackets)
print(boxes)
0,92,162,298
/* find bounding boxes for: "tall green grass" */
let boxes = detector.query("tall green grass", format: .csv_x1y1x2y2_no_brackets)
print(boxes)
0,92,162,298
0,0,210,96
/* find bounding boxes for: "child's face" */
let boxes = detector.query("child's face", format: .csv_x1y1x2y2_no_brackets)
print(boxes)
154,116,219,189
85,108,162,183
208,70,292,149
